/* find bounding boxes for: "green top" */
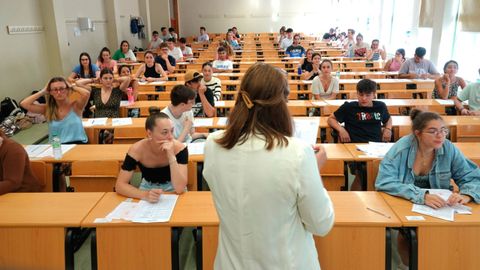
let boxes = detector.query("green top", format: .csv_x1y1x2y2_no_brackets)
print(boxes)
112,49,125,61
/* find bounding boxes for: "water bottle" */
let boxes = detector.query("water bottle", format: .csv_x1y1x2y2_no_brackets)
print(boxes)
51,133,62,160
127,87,134,104
336,69,341,80
297,66,302,75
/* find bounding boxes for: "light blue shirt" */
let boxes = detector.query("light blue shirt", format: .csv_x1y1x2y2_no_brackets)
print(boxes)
48,110,88,144
375,134,480,204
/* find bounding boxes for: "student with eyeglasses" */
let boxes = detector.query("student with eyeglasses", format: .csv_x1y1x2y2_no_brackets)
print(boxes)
376,109,480,208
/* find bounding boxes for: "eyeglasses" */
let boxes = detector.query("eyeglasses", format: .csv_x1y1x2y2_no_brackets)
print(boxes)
80,58,89,61
423,128,449,136
49,87,68,93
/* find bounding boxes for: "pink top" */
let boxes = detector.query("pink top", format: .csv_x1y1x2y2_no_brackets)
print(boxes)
96,60,117,72
388,59,403,72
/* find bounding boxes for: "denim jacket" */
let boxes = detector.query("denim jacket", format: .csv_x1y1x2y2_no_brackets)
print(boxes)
375,134,480,204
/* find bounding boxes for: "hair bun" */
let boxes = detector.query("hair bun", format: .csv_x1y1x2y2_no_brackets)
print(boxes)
409,109,422,121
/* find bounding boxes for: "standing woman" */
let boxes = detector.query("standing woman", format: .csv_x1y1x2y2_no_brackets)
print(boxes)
384,48,405,72
76,68,131,118
20,77,90,144
301,52,322,80
203,63,334,269
312,60,339,100
134,51,168,82
112,40,137,63
96,47,118,74
68,52,100,83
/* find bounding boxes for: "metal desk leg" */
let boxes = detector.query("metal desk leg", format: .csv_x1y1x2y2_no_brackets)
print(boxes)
90,229,97,270
65,228,74,270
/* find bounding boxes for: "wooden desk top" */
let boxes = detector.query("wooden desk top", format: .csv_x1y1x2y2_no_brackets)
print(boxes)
344,143,384,161
0,192,105,227
381,193,480,226
320,143,355,160
329,191,401,226
453,142,480,160
82,191,219,227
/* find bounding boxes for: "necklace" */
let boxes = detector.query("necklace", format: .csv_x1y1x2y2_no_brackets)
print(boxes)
419,150,434,167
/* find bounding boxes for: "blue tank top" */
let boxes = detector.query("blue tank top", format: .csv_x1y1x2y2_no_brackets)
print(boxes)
48,110,88,144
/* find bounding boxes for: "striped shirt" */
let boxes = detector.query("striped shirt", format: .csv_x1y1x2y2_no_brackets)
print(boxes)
202,77,222,101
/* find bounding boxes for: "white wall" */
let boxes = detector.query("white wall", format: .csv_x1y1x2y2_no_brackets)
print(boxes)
115,0,144,50
0,0,51,101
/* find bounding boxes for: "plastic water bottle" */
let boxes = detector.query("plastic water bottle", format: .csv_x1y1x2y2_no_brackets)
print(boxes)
297,66,302,75
127,87,134,104
336,69,341,80
51,134,62,160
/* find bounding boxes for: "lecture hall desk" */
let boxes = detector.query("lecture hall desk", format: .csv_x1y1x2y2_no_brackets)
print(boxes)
382,193,480,270
0,192,105,270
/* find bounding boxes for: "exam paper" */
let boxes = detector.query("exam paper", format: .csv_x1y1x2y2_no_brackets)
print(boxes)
25,144,76,158
356,142,394,158
112,118,133,126
293,118,320,145
104,195,178,223
188,142,206,155
83,118,108,126
193,118,214,127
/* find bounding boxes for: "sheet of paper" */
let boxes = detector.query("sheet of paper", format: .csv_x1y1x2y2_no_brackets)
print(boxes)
435,99,455,105
130,195,179,223
25,144,51,158
311,101,327,106
106,201,139,220
216,117,228,126
112,118,133,127
215,101,226,107
425,189,452,201
412,204,455,222
356,142,394,158
29,144,76,158
193,118,214,127
293,118,320,145
405,216,425,221
120,100,130,107
188,142,206,155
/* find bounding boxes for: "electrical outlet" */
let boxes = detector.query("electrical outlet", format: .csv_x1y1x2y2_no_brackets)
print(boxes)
7,25,45,35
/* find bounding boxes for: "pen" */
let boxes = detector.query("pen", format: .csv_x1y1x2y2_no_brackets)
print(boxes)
366,207,391,219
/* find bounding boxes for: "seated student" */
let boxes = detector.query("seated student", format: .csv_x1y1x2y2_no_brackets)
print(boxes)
376,109,480,206
0,130,44,195
212,46,233,73
280,28,294,50
298,48,314,74
285,34,305,58
398,47,440,79
118,65,139,101
167,37,183,61
20,77,90,144
231,26,240,39
384,48,405,72
135,51,168,82
169,27,178,40
203,63,334,269
343,29,356,54
68,52,100,83
277,26,287,44
335,31,346,47
366,39,386,61
322,28,337,42
160,27,172,42
327,79,392,190
226,30,241,50
178,37,193,59
147,30,162,50
112,40,137,63
76,68,131,118
96,47,117,74
198,26,210,42
154,43,176,74
201,62,222,101
457,68,480,116
162,85,208,143
184,70,215,117
302,53,322,80
432,60,466,115
351,33,370,57
312,60,339,100
115,111,188,202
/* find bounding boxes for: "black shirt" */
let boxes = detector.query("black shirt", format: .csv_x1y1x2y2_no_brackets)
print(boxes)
121,147,188,184
333,100,390,143
154,55,176,71
301,59,313,72
193,88,215,117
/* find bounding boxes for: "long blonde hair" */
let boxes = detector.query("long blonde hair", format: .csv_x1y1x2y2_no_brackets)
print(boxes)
45,77,70,121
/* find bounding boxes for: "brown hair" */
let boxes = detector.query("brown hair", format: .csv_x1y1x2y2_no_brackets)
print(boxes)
216,63,292,150
45,77,70,121
145,111,170,131
410,109,443,133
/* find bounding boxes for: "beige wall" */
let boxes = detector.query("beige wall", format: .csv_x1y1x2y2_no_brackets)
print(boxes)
0,0,51,102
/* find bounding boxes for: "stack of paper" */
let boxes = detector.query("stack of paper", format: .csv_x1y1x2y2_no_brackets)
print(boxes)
25,144,76,158
412,189,472,221
100,195,179,223
356,142,394,158
293,118,320,145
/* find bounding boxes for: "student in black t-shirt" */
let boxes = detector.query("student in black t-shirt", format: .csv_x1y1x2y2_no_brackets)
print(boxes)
184,70,216,117
154,42,176,74
327,79,392,190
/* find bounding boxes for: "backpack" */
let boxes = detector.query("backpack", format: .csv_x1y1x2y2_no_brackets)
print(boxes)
130,18,139,34
0,97,20,122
